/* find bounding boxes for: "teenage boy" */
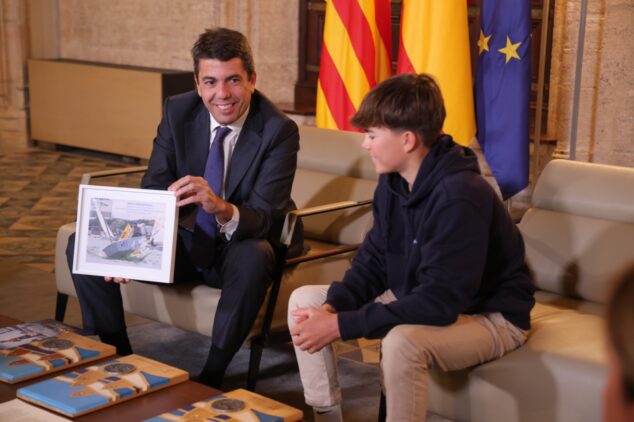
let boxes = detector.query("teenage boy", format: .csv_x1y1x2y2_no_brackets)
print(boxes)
288,73,535,421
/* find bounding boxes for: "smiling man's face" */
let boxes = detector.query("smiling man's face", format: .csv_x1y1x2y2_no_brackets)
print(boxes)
195,57,256,125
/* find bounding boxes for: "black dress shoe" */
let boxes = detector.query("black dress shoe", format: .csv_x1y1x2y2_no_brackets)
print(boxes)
98,331,133,356
193,372,223,390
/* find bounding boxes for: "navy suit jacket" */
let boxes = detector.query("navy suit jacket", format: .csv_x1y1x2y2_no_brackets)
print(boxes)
141,89,300,251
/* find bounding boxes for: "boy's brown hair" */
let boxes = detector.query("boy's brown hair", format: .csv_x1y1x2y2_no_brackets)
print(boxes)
350,73,446,147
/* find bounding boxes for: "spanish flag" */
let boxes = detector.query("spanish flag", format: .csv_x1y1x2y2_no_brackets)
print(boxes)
316,0,392,131
398,0,476,146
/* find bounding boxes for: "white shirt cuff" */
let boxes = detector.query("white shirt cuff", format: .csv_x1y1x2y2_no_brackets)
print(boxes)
217,204,239,240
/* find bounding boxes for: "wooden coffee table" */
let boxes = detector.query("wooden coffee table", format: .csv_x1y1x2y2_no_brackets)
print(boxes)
0,314,223,421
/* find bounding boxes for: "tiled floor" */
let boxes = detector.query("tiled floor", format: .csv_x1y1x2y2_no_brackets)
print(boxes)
335,337,381,366
0,146,382,366
0,149,140,272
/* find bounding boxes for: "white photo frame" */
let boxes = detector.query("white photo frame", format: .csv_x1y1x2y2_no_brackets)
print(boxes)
73,184,179,284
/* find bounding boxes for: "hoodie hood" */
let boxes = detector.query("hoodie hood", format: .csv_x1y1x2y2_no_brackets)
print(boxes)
386,135,481,206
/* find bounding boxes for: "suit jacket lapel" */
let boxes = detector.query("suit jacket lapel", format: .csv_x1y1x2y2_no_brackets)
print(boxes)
225,104,263,199
185,104,210,177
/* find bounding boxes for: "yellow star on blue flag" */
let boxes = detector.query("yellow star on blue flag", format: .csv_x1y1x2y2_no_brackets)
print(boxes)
498,36,521,63
478,30,491,55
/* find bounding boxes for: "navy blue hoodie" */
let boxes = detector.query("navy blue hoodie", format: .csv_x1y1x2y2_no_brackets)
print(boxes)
327,136,535,340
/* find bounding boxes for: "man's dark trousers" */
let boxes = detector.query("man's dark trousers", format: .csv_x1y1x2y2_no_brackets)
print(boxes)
65,226,275,386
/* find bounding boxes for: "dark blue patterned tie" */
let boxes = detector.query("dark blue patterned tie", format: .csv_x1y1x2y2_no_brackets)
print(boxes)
191,126,232,268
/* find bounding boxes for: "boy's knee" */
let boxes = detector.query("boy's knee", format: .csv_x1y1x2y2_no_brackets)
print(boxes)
289,285,328,311
382,325,409,358
289,285,316,308
381,325,428,372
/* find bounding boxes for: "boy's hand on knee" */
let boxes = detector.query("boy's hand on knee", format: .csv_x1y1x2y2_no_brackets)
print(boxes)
291,308,309,324
290,307,340,353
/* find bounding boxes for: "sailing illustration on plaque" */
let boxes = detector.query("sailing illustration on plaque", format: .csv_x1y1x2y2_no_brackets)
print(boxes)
73,185,178,283
87,197,164,266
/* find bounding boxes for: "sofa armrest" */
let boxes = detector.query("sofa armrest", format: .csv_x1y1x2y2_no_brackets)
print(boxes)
80,166,148,185
253,198,372,367
55,222,78,297
280,199,372,247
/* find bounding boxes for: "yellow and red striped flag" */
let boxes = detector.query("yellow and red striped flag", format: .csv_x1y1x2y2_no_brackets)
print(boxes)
316,0,392,131
398,0,476,146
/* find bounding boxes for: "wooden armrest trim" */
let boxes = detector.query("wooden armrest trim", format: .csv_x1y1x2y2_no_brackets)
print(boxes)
80,166,148,185
285,243,360,266
292,199,372,218
280,199,372,246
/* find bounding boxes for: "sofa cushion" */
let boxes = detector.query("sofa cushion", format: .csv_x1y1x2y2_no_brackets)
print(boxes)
531,159,634,223
292,168,375,245
297,126,375,180
519,159,634,303
428,302,607,422
533,290,604,315
519,208,634,302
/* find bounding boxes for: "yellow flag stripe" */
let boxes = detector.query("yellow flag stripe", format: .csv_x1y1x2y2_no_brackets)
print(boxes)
357,0,382,82
316,80,339,129
323,0,371,109
360,0,392,82
400,0,476,146
375,37,392,82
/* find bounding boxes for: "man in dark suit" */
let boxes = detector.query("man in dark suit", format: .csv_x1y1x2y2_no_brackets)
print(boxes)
66,27,301,388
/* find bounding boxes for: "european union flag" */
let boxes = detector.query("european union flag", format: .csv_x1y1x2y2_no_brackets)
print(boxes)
475,0,531,199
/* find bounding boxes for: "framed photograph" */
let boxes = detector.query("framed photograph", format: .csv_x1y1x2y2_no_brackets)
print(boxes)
72,185,179,284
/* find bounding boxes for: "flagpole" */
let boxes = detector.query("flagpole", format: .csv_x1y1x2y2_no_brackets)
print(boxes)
569,0,588,161
531,0,551,189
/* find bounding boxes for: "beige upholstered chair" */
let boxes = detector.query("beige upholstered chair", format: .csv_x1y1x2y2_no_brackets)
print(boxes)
55,126,377,389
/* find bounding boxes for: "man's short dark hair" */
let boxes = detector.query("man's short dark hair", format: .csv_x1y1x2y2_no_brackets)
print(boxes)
350,73,446,147
191,27,255,79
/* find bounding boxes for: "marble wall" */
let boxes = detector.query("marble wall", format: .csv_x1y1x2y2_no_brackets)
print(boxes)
548,0,634,166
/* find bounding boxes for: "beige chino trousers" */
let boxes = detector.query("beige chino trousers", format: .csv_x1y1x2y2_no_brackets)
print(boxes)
288,285,527,421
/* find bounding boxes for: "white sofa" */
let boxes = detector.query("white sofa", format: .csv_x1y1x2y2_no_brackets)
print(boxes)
428,159,634,422
54,126,376,389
